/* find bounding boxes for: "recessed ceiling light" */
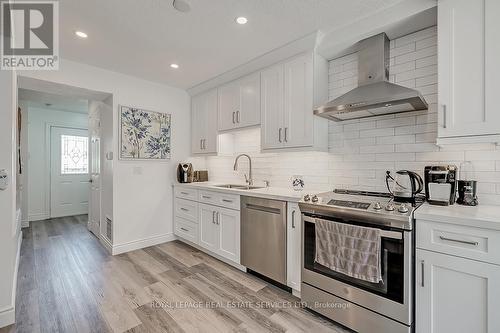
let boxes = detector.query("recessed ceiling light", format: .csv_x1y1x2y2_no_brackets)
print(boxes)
172,0,191,13
235,17,248,25
170,63,179,69
75,31,88,38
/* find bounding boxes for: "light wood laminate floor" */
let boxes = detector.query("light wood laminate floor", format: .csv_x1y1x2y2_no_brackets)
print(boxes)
1,216,350,333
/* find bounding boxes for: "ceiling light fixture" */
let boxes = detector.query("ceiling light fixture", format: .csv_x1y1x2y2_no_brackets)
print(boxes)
75,31,88,38
235,17,248,25
170,63,179,69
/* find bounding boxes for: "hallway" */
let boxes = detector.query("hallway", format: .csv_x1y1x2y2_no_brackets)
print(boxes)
2,217,347,333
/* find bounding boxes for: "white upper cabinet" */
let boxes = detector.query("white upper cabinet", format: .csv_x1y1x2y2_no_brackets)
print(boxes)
218,73,261,131
191,89,218,155
261,52,329,151
438,0,500,143
261,64,284,149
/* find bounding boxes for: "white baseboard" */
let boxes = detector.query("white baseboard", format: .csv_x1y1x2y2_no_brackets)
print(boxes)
0,231,22,328
111,232,176,255
28,213,49,222
0,307,15,329
99,234,113,254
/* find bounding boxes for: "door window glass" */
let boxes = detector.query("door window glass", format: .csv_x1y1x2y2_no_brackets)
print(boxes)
61,135,89,174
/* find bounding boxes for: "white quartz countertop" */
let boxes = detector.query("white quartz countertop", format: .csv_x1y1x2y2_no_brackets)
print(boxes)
174,181,310,202
415,202,500,231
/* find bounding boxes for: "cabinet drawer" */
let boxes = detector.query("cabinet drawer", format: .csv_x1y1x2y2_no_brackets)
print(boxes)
198,190,240,210
417,220,500,265
175,217,198,244
174,187,198,201
175,198,198,222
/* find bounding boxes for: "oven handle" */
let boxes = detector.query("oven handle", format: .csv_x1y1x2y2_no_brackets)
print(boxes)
303,215,403,240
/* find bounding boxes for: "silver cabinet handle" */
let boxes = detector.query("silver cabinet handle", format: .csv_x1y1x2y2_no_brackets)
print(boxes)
202,195,211,199
216,212,220,225
200,139,203,149
421,260,425,287
212,211,216,224
180,207,189,212
180,191,189,195
278,128,282,143
232,112,235,124
291,210,296,229
222,199,233,203
441,104,447,129
439,236,478,246
284,127,288,143
202,139,206,150
180,227,189,232
236,110,240,123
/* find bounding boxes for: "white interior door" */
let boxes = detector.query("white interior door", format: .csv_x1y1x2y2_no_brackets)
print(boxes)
50,127,89,218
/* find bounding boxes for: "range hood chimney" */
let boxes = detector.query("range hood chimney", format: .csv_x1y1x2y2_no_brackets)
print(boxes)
314,33,428,121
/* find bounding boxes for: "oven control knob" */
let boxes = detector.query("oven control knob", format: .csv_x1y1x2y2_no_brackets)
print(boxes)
385,203,395,211
311,195,319,203
373,202,382,210
303,194,311,202
398,204,409,213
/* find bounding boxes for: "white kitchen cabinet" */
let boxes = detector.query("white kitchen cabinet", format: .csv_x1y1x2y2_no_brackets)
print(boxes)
191,89,218,154
286,202,301,294
261,52,328,151
261,64,284,149
199,203,219,253
437,0,500,144
416,249,500,333
218,73,261,131
217,207,240,263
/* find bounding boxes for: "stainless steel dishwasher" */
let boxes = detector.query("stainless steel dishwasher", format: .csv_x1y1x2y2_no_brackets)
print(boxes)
241,196,287,284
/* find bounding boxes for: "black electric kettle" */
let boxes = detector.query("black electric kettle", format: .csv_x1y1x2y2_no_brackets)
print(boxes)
386,170,423,203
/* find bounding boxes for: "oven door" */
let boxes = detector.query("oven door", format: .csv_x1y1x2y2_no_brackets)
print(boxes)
302,214,413,325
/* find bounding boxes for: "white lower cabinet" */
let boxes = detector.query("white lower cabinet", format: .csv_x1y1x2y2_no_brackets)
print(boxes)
199,203,219,253
416,249,500,333
216,207,240,263
199,203,240,264
286,202,301,294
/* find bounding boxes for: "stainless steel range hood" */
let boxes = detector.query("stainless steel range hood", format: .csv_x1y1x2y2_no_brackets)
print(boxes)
314,33,428,121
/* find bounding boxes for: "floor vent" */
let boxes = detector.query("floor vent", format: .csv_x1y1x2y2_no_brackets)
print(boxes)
105,216,112,242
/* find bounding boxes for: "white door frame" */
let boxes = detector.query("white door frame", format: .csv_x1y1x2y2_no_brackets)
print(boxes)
45,122,89,218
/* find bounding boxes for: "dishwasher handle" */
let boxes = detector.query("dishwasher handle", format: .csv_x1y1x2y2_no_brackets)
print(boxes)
244,203,282,215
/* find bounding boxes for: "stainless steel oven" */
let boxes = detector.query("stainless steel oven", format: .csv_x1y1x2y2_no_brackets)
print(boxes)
299,190,418,333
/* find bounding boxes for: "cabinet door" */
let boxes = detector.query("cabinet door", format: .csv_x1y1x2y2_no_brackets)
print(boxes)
438,0,500,138
216,207,240,264
261,64,284,150
218,81,239,131
283,53,314,148
286,202,301,292
198,204,218,253
416,249,500,333
191,93,207,154
238,73,261,128
203,89,218,153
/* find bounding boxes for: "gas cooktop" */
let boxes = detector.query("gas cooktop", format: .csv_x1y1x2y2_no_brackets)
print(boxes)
298,189,423,230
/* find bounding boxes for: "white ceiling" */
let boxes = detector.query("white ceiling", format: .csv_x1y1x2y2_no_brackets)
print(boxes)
59,0,406,89
19,88,89,114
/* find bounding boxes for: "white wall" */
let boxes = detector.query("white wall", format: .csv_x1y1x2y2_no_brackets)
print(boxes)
0,67,21,327
24,107,88,221
20,58,191,251
198,26,500,205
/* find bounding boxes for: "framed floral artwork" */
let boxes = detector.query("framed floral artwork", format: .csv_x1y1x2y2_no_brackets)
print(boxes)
119,105,171,160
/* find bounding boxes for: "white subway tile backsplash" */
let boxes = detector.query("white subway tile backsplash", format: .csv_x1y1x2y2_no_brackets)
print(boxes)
200,27,499,204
